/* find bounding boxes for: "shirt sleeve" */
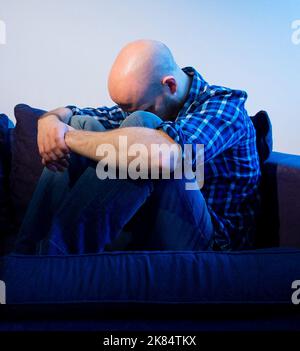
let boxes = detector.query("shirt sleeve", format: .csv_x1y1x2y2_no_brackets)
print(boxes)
65,104,129,130
156,92,248,166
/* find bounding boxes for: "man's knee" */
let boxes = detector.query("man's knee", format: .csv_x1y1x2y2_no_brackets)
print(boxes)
120,111,163,129
69,115,106,131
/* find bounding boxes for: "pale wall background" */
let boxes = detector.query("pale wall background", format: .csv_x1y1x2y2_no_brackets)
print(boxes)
0,0,299,154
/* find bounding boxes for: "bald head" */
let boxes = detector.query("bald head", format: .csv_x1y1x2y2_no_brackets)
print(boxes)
108,39,178,110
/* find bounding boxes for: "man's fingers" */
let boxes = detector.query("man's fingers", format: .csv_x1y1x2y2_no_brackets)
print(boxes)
40,135,54,160
37,118,71,163
43,159,67,172
53,144,69,158
42,142,67,161
43,151,58,162
38,132,47,158
40,151,51,162
45,162,58,172
60,143,70,155
53,157,69,168
58,158,69,168
51,161,67,172
51,133,70,157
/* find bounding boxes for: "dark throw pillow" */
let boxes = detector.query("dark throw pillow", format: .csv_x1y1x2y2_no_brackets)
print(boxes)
250,110,273,167
10,104,46,228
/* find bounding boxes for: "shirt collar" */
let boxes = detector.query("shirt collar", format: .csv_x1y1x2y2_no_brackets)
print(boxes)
178,66,209,117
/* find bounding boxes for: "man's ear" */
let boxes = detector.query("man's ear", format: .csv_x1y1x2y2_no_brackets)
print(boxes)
162,76,177,94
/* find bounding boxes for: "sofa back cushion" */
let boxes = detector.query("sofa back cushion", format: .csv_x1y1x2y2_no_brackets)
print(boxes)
10,104,45,228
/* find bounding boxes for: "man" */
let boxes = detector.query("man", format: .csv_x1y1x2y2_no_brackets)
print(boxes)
15,39,261,255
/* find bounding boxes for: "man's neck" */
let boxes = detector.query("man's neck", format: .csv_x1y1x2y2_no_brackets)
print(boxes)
181,71,193,106
170,71,193,119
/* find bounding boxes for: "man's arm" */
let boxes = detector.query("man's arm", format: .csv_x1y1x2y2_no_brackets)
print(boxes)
41,107,73,124
65,127,180,172
37,104,127,171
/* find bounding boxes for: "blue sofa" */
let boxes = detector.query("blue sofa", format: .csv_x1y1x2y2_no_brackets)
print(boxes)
0,105,300,331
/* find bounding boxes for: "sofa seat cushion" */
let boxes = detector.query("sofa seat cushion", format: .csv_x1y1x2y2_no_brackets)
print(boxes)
1,249,300,304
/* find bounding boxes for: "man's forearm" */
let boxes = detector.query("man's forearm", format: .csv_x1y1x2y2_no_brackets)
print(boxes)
65,127,180,171
41,107,73,124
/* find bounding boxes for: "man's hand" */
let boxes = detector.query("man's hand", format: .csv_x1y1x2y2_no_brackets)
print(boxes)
37,114,74,172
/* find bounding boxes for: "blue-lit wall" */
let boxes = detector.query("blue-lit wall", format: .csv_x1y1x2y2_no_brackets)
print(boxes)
1,0,299,154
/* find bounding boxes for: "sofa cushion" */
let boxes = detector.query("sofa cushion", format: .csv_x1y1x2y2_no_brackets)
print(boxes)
1,248,300,304
10,104,45,228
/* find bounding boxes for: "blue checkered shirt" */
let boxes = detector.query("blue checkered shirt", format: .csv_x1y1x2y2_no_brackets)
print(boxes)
67,66,261,250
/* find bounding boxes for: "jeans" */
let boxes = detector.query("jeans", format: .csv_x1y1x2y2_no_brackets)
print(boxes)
15,111,214,255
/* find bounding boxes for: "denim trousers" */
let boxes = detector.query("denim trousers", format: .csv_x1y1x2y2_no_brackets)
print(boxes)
15,111,214,255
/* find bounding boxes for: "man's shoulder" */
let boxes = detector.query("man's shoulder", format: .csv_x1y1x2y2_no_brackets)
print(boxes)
204,83,248,101
191,82,249,116
184,66,248,102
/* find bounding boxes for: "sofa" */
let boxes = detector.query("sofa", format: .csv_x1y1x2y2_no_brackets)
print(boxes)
0,104,300,332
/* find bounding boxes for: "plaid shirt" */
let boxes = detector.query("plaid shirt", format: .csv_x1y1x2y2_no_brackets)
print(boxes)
67,66,261,250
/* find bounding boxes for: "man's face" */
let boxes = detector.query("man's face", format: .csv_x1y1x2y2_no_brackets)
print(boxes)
118,85,178,121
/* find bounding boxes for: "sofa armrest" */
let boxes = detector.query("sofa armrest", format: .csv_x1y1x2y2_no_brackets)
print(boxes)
265,152,300,247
